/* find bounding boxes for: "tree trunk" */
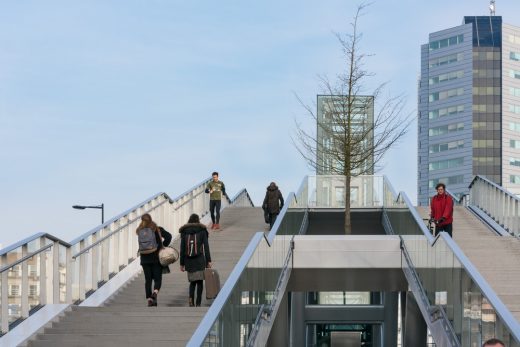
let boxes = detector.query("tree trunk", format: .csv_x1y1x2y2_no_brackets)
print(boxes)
344,174,351,234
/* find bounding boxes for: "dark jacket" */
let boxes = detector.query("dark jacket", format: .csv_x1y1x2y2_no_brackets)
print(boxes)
263,183,284,214
430,193,453,227
179,223,211,273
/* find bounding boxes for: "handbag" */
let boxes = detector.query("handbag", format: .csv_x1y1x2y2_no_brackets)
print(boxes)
158,246,179,266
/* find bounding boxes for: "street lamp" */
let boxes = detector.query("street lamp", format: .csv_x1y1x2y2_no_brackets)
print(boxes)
72,203,104,224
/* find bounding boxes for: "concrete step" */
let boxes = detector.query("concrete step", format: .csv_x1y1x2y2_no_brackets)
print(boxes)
28,207,264,347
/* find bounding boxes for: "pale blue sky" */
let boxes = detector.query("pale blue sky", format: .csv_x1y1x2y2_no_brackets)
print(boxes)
2,1,520,247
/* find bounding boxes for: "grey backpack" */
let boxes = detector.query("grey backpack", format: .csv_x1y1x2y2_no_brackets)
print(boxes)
138,228,158,255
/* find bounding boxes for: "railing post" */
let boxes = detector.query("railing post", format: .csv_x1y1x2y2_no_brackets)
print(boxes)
39,237,47,306
79,240,86,302
101,228,109,283
52,242,60,303
511,199,520,237
121,220,128,265
111,223,119,274
21,244,29,318
91,233,99,290
65,246,72,303
1,253,9,334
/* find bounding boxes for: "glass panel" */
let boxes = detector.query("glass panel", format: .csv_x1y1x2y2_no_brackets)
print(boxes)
383,178,520,346
200,196,305,345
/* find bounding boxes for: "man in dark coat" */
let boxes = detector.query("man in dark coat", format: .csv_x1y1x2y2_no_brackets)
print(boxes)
262,182,284,229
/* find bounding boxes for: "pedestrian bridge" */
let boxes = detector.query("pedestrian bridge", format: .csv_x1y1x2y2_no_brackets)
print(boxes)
1,176,520,346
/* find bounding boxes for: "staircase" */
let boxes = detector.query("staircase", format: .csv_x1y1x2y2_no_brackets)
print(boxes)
416,205,520,321
26,207,265,347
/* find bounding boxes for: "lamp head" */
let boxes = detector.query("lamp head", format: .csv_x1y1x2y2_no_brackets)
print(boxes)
72,205,86,210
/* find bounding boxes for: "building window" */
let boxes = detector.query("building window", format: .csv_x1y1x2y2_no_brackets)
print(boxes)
474,139,499,148
473,104,501,113
473,51,501,60
473,69,501,78
429,140,464,153
473,87,501,95
428,157,464,171
8,265,21,277
429,70,464,85
509,105,520,114
510,140,520,149
511,52,520,61
429,123,464,137
511,175,520,184
429,175,464,188
28,265,38,277
510,158,520,167
509,34,520,45
510,87,520,97
429,34,464,51
429,88,464,102
29,285,38,297
509,69,520,79
9,285,20,296
428,105,464,120
429,53,464,68
510,122,520,132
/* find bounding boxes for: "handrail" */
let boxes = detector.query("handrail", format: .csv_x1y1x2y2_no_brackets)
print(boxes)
229,188,255,206
0,233,71,256
70,177,210,245
1,176,254,335
187,233,265,347
441,233,520,339
384,183,520,343
188,176,307,346
466,175,520,237
0,243,53,274
468,175,520,200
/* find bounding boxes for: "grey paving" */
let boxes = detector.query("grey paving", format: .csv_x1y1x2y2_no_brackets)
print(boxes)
26,207,265,347
416,205,520,322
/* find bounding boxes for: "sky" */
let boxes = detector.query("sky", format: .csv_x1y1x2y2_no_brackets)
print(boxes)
2,0,520,248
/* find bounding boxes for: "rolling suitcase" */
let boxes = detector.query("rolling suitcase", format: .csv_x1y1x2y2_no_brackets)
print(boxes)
204,268,221,299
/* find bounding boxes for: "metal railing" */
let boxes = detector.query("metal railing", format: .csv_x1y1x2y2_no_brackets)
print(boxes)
382,177,520,346
466,175,520,237
187,177,308,347
0,177,253,335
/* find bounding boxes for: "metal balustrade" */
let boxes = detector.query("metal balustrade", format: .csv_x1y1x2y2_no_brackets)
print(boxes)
0,177,254,335
188,176,309,347
382,177,520,346
466,175,520,237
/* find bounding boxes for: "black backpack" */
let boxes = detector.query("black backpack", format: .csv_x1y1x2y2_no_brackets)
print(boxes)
185,231,202,258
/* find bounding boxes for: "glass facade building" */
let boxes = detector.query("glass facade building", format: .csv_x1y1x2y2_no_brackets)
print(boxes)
418,16,520,205
317,95,374,176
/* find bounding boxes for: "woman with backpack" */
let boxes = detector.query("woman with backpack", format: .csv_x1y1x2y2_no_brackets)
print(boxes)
136,213,166,306
179,213,211,307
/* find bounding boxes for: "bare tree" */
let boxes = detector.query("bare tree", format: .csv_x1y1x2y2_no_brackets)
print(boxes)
294,3,412,234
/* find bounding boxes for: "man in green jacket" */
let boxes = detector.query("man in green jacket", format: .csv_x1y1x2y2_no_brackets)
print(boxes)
205,172,226,230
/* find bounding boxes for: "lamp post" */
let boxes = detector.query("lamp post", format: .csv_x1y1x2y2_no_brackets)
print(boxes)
72,203,104,224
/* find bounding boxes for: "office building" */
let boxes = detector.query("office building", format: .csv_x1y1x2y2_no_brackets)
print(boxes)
418,16,520,204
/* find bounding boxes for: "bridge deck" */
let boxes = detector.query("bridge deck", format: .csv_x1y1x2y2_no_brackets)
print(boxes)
26,207,265,347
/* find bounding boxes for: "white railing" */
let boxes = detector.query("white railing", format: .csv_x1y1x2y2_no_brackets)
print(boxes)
0,178,254,334
467,175,520,237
